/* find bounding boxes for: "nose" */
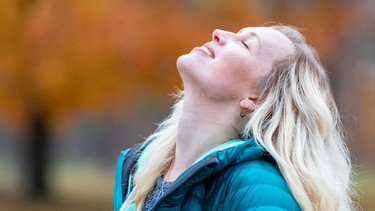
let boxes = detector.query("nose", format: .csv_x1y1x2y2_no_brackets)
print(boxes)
212,29,235,45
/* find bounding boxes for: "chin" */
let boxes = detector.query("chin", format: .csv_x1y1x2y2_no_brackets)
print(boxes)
176,54,195,72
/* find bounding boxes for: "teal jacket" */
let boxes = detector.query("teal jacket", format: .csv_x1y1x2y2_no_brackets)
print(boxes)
113,138,301,211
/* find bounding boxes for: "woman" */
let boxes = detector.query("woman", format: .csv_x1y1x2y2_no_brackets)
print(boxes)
113,25,355,211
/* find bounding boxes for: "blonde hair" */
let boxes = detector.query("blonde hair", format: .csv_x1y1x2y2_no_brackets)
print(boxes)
122,26,355,211
121,94,183,210
243,25,355,210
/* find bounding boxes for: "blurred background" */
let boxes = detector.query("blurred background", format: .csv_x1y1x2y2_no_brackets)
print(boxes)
0,0,374,210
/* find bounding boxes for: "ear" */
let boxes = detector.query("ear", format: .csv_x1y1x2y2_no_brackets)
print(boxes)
239,97,258,113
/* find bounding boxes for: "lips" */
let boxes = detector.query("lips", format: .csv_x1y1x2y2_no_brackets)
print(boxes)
196,43,215,58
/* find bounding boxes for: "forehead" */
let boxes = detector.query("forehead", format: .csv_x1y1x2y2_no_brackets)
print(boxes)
239,27,290,43
240,27,295,57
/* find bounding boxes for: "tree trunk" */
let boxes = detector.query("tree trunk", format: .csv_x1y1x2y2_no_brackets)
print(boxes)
27,111,49,198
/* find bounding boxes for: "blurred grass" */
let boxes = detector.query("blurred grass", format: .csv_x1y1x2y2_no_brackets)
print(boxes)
1,162,375,210
0,160,113,211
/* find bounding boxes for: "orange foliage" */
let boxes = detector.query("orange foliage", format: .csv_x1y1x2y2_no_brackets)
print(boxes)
0,0,361,128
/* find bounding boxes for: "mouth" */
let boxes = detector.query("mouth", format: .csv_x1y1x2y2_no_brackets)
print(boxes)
198,43,215,58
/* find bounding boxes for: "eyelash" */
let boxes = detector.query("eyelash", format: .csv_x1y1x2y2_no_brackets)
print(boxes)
242,41,249,49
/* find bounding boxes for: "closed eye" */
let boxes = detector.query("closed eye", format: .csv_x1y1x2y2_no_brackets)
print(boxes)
242,41,249,49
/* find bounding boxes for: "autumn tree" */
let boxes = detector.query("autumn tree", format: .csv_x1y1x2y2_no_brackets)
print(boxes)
0,0,212,197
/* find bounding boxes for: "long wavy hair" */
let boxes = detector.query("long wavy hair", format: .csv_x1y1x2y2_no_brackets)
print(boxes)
121,25,355,211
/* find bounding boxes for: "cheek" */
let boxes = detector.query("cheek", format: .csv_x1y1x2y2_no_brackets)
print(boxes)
214,54,253,83
208,56,264,98
202,67,249,100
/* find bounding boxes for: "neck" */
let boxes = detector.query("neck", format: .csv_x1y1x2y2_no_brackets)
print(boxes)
163,99,242,181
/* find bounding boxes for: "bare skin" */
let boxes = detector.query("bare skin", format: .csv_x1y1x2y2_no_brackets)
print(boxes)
164,26,295,181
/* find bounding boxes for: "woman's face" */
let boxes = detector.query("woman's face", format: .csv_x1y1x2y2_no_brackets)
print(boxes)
177,26,295,102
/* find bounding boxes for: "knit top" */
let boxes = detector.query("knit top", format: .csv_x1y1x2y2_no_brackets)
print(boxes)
143,177,174,211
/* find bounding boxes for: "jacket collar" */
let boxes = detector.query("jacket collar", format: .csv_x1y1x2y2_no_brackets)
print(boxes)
155,138,266,209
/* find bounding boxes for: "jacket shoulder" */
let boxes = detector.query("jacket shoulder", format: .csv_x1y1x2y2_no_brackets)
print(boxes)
113,148,132,211
206,159,301,211
113,143,146,211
